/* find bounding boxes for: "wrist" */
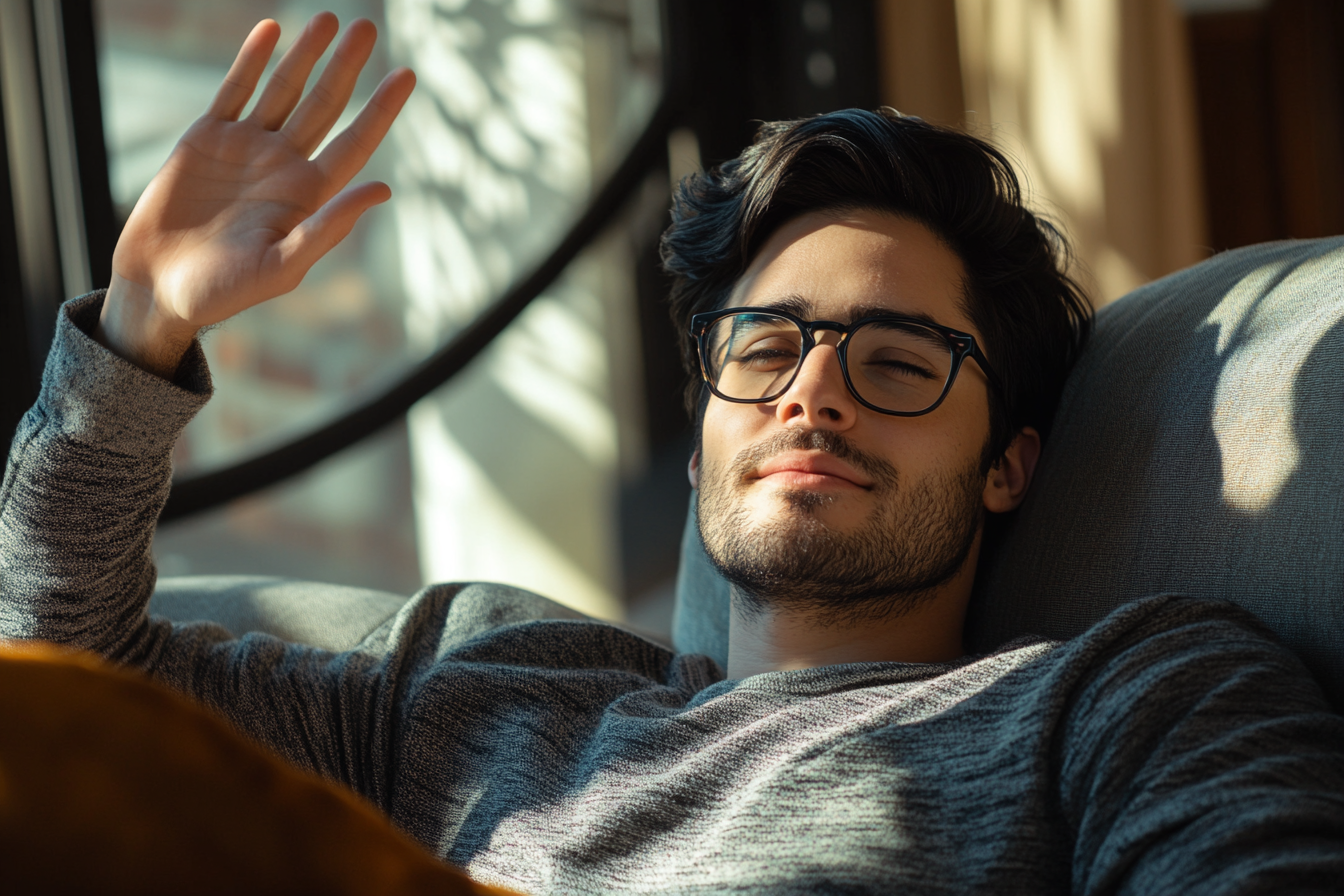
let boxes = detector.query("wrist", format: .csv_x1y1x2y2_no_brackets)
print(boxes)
96,274,199,379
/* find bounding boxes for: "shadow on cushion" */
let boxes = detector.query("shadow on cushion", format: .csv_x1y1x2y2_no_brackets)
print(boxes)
971,238,1344,705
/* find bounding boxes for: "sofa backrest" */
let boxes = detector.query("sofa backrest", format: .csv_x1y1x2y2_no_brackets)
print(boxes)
674,238,1344,704
149,576,409,652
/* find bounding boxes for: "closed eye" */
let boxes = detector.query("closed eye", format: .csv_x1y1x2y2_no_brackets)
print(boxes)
733,342,801,369
865,358,938,380
726,329,799,357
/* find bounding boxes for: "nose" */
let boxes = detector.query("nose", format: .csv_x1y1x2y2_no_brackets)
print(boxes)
774,332,858,430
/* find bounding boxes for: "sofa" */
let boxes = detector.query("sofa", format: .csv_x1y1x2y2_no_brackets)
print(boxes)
10,236,1335,892
152,237,1344,706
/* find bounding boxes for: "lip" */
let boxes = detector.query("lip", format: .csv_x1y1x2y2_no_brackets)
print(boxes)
752,451,873,489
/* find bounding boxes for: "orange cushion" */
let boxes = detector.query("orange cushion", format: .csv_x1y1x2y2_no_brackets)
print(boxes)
0,641,519,896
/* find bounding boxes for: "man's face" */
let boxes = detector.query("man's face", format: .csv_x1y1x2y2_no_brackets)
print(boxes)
695,210,999,622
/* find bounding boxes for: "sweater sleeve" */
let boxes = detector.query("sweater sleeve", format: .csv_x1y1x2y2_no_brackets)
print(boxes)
0,292,401,801
1055,596,1344,895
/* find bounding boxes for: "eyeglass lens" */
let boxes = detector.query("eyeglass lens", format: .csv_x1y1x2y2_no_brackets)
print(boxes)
703,312,956,413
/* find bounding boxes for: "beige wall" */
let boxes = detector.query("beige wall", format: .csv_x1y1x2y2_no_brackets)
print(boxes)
877,0,1208,306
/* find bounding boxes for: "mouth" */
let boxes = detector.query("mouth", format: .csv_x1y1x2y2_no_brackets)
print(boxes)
751,451,874,491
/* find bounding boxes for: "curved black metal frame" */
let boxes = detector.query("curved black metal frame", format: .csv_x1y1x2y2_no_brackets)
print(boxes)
163,94,680,521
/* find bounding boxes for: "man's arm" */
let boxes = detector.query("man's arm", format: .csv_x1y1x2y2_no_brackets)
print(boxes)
1057,597,1344,894
0,14,416,792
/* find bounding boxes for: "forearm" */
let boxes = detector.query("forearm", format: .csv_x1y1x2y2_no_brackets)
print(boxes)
0,297,410,793
0,291,211,659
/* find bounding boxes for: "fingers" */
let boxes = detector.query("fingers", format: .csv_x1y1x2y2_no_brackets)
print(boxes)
207,19,281,120
282,18,379,155
313,67,416,186
272,181,392,279
248,12,341,130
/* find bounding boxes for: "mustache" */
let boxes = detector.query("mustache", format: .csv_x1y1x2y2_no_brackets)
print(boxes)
729,429,900,490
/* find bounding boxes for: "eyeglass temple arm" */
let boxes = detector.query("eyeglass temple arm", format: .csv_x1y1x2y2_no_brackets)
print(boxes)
967,340,1006,399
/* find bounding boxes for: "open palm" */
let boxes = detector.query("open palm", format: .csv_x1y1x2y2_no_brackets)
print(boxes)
103,14,414,374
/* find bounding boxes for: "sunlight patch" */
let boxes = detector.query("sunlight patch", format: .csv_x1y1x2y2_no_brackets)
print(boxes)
1206,256,1338,510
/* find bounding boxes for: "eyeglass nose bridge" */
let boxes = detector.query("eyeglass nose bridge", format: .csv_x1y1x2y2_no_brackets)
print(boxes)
790,317,854,354
798,319,852,348
783,320,853,398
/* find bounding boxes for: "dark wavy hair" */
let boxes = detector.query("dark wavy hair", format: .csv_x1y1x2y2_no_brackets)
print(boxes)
659,108,1092,468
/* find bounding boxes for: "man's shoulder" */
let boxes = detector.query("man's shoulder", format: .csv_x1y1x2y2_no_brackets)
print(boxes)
953,594,1338,750
1048,593,1337,735
1067,592,1299,669
975,595,1284,685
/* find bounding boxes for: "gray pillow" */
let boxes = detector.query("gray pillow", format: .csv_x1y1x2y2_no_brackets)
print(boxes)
674,238,1344,703
672,501,731,671
150,576,409,652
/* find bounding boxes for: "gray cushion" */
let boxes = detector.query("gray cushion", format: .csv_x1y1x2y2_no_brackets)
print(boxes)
672,502,730,669
150,575,668,652
150,576,409,652
674,238,1344,703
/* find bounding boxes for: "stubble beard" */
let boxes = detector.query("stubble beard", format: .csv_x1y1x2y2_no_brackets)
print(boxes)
696,428,986,628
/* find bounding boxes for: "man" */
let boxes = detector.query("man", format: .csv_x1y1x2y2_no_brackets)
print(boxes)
3,13,1343,894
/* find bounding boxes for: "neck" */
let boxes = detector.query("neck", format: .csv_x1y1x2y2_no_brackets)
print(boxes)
724,542,979,680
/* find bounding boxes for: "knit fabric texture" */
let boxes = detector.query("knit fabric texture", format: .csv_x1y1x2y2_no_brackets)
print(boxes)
4,293,1344,894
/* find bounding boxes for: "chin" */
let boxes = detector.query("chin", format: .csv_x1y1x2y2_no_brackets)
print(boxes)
752,484,862,525
697,454,986,624
734,490,869,560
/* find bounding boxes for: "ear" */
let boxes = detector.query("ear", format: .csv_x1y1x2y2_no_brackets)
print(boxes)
982,427,1041,514
688,449,701,489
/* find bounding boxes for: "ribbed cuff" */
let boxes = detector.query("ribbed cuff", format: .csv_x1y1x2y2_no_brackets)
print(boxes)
36,291,213,457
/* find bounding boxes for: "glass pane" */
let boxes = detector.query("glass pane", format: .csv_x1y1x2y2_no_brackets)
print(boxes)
97,0,665,612
99,0,408,470
98,0,662,473
846,323,953,413
705,314,804,400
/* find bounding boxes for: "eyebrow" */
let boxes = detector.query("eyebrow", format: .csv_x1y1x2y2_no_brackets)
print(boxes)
749,295,947,328
748,294,814,318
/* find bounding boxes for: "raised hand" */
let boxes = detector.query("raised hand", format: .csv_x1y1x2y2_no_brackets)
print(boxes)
96,13,416,377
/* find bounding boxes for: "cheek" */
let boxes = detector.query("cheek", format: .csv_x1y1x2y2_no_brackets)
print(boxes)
924,390,994,469
872,400,989,476
700,400,770,473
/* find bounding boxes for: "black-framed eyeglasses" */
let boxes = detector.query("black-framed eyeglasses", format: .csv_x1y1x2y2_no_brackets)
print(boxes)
690,307,1004,416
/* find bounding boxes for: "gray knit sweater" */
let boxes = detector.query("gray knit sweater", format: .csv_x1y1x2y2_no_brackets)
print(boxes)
4,293,1344,894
